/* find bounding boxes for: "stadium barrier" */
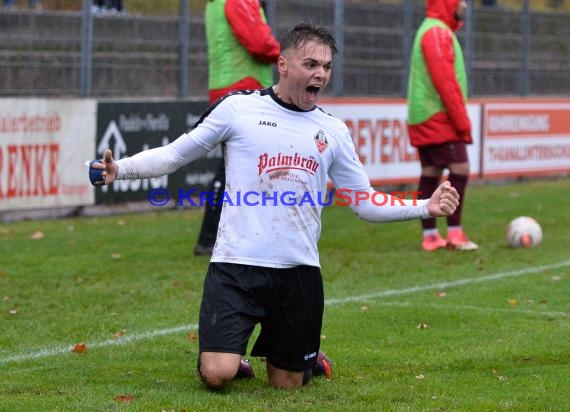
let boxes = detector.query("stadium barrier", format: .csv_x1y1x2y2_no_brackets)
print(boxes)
319,97,570,185
0,97,569,214
0,98,96,212
94,100,211,205
319,99,483,185
479,100,570,179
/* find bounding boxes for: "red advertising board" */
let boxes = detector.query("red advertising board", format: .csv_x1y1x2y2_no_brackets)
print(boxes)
482,102,570,178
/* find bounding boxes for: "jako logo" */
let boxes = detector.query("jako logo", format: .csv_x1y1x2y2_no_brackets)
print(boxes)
304,351,317,361
258,120,277,127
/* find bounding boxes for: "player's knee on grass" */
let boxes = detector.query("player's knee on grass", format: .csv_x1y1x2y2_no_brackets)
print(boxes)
197,353,241,390
198,363,236,390
266,362,305,389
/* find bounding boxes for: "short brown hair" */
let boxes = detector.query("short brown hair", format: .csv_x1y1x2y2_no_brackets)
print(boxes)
280,23,337,56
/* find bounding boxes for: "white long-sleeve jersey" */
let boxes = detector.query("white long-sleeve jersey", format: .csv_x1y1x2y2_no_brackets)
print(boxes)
116,88,430,268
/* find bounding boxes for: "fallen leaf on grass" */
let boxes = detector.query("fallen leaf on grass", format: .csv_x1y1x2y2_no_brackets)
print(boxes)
435,291,446,298
31,231,45,240
186,332,198,341
508,298,517,307
113,394,135,403
360,306,369,312
491,368,508,381
111,253,121,259
71,342,87,353
114,329,127,338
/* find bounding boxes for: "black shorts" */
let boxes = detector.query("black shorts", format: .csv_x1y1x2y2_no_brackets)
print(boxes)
198,262,324,372
418,141,468,168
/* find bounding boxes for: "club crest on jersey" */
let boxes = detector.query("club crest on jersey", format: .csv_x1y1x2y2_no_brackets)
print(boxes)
314,129,329,153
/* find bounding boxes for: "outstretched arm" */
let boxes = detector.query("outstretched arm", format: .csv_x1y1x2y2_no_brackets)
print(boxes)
89,135,210,185
343,187,430,222
345,181,459,222
330,129,460,222
88,96,240,186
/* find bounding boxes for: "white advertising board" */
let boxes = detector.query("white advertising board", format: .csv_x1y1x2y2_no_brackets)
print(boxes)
319,99,481,185
0,98,96,211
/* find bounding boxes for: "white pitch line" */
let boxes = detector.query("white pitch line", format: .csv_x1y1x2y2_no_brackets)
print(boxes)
2,259,569,366
375,301,570,319
0,324,198,366
325,259,570,306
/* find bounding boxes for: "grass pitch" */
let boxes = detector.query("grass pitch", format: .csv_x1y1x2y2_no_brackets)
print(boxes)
1,177,569,411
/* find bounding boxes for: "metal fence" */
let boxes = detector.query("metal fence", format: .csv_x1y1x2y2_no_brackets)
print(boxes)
1,0,569,99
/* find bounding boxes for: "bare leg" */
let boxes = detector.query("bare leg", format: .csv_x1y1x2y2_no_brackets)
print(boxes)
198,352,241,390
266,361,305,389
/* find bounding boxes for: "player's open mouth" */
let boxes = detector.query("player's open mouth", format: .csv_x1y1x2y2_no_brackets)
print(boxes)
306,85,321,100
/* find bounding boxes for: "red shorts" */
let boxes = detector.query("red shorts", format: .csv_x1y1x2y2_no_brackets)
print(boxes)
418,141,469,168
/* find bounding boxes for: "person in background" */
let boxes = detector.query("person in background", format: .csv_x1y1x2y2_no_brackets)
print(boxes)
193,0,281,257
406,0,479,251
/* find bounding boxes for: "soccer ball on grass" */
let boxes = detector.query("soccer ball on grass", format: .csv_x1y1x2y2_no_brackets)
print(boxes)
506,216,542,248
